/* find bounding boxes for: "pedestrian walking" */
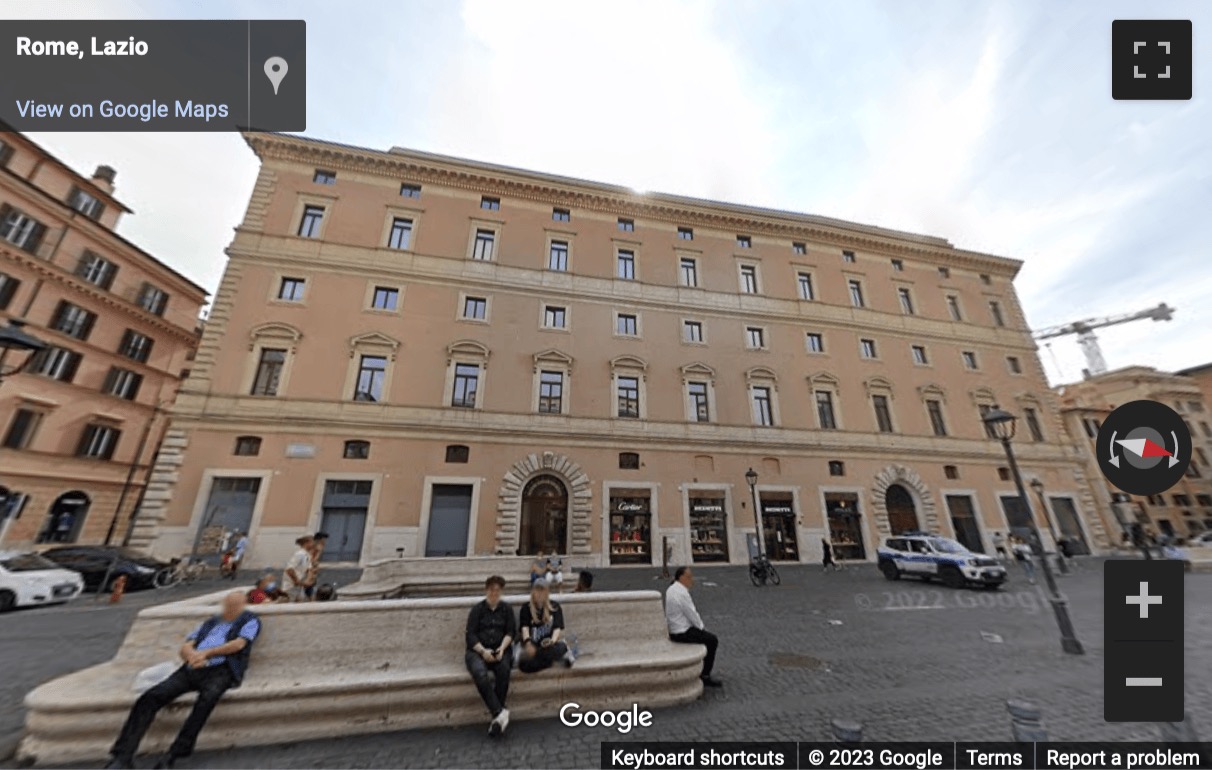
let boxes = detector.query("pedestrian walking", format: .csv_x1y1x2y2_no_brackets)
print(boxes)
304,531,328,600
226,531,248,580
1012,536,1036,584
283,535,313,602
821,538,840,572
664,566,721,688
465,575,516,737
104,591,261,769
992,531,1009,560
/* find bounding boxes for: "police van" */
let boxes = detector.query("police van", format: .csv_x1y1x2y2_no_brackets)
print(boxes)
876,532,1006,589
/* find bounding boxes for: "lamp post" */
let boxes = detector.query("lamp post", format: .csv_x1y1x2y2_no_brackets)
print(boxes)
0,319,46,386
745,467,764,559
983,405,1084,654
1030,477,1070,574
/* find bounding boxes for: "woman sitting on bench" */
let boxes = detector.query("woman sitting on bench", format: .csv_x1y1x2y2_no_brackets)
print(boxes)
518,577,575,672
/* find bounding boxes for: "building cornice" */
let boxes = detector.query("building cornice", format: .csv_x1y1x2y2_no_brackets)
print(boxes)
243,132,1023,277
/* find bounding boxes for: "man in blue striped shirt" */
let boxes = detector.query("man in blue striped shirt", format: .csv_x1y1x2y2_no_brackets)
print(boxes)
106,591,262,769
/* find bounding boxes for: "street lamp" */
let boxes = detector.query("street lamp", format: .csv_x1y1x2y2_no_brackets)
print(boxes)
745,467,764,559
1029,477,1070,574
0,319,46,385
983,405,1084,654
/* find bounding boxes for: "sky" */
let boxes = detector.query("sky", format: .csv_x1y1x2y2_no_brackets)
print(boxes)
9,0,1211,385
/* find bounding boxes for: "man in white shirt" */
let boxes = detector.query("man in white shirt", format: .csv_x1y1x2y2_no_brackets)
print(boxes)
664,566,721,687
283,535,314,602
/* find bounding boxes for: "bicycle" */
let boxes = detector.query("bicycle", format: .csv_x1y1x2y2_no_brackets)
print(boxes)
748,553,780,586
154,557,211,589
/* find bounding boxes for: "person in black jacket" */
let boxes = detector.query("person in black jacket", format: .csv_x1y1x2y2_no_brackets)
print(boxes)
465,575,516,737
106,591,261,770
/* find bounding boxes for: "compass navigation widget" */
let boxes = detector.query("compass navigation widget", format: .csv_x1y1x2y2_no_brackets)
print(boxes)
1096,400,1192,496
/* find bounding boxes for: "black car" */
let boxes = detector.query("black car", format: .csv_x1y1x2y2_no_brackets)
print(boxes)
39,546,170,592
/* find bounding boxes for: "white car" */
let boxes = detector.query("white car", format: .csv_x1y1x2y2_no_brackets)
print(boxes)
1187,532,1212,549
0,550,86,611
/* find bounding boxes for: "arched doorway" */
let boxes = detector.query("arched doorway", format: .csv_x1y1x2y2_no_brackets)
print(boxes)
38,491,91,544
884,484,919,535
519,475,568,555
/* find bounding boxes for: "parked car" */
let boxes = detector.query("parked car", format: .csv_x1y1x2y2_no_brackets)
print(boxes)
0,551,86,611
1187,532,1212,549
39,545,169,592
877,532,1007,589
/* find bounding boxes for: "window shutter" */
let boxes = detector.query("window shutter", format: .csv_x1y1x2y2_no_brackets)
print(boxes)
79,311,96,341
103,429,121,460
101,261,117,289
26,223,46,254
0,274,18,308
75,425,96,456
62,351,81,382
129,373,143,400
102,367,117,394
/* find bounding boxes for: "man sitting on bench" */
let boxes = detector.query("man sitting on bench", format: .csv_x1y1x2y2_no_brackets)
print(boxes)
465,575,516,737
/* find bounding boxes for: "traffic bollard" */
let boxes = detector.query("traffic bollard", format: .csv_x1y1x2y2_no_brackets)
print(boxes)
831,719,863,743
1006,700,1048,742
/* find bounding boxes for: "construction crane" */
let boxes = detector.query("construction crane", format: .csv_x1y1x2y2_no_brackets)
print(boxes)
1033,303,1175,376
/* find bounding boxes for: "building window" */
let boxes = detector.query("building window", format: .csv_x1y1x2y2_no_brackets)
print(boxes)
28,346,81,382
371,287,399,311
343,440,370,459
616,249,636,280
926,399,947,436
962,351,979,370
674,227,693,241
445,444,470,463
462,296,487,320
0,206,47,253
277,277,306,301
118,329,154,363
472,229,495,261
543,305,567,329
745,326,766,349
737,235,751,249
829,460,845,477
50,301,97,340
3,409,42,450
848,279,865,308
797,272,814,300
103,367,143,400
615,312,644,337
989,301,1005,327
980,274,991,285
1196,493,1212,507
619,452,640,470
251,348,286,396
944,464,959,480
860,339,877,359
75,252,118,289
898,287,915,315
480,196,500,210
1007,356,1022,374
353,355,387,402
752,386,774,426
234,436,262,456
683,320,704,343
791,242,807,255
1174,494,1191,506
617,376,640,418
400,183,421,198
842,250,856,263
134,283,169,316
538,371,564,414
912,345,929,365
938,266,951,278
816,391,838,430
891,259,904,271
0,271,19,310
873,394,894,433
76,424,121,460
552,207,570,222
806,332,824,353
997,467,1011,481
451,364,480,408
947,295,963,321
1189,401,1205,413
740,265,759,294
679,257,698,287
313,170,336,185
617,217,634,232
388,217,413,250
0,140,11,166
1023,407,1044,442
979,404,998,438
548,240,569,271
688,381,710,422
298,205,325,238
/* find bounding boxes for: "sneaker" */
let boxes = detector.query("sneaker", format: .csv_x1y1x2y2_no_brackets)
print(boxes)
488,714,502,737
497,708,510,735
700,675,723,688
563,649,576,668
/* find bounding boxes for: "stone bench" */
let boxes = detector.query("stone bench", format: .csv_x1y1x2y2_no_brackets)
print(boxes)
18,588,703,766
342,554,571,598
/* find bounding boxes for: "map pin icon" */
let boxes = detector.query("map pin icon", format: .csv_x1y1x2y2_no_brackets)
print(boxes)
264,56,288,95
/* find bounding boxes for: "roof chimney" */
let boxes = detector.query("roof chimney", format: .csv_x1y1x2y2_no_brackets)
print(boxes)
91,165,116,193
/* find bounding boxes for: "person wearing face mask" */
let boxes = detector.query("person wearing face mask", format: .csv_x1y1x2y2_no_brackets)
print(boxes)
247,573,288,604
